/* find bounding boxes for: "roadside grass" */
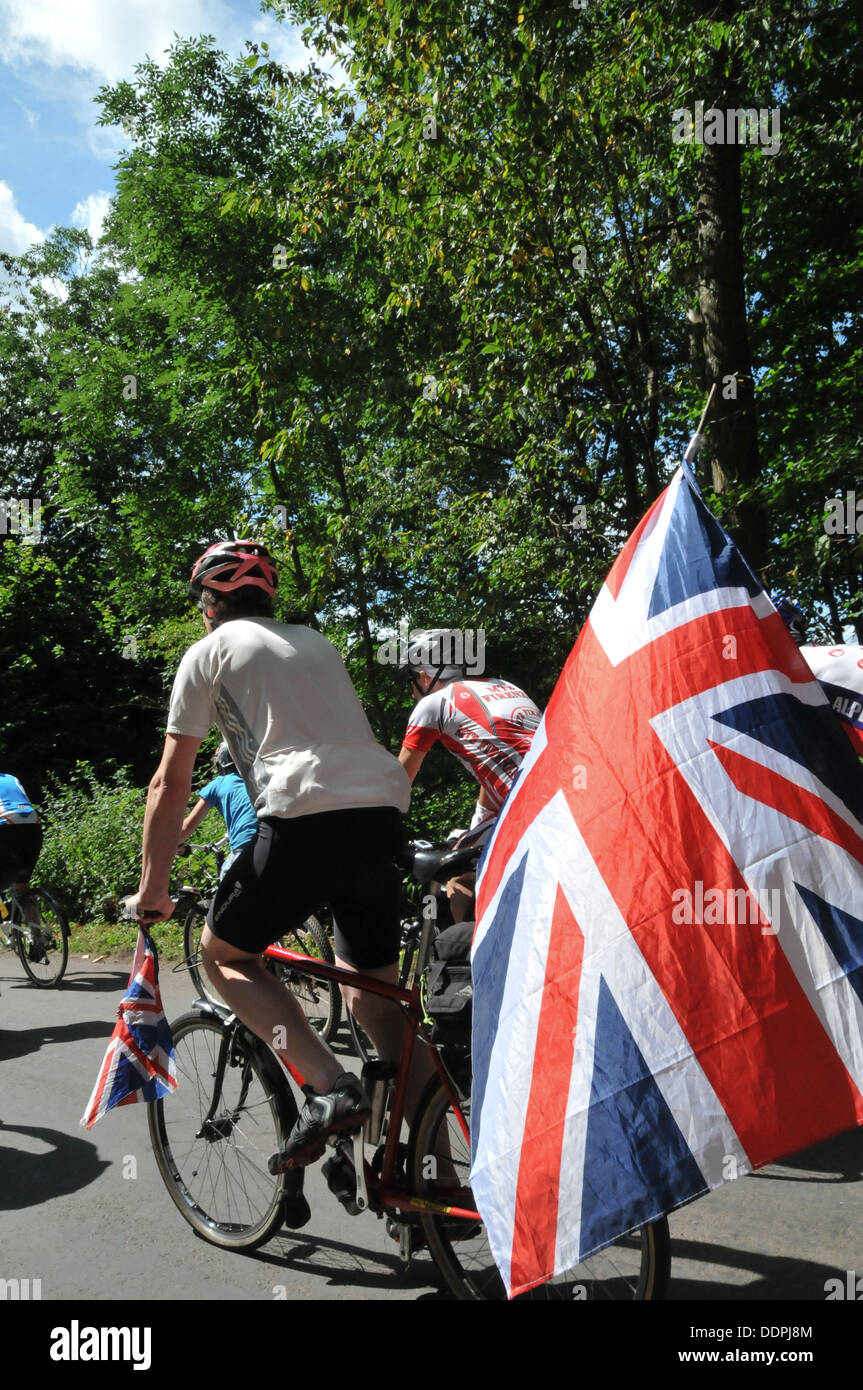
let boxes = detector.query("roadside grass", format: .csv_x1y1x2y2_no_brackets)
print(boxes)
0,917,189,963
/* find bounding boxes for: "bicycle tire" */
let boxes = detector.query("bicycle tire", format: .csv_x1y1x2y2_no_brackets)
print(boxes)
408,1076,671,1301
148,1011,296,1251
181,904,221,1006
272,915,342,1044
346,1007,377,1065
14,889,69,988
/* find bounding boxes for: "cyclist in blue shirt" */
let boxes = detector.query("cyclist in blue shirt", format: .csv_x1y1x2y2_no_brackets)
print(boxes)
0,774,43,920
178,744,258,876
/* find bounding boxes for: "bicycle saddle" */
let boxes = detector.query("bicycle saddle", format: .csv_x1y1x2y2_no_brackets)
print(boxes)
402,841,481,885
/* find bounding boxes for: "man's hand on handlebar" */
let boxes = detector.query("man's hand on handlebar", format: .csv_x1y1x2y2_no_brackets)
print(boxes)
123,892,177,925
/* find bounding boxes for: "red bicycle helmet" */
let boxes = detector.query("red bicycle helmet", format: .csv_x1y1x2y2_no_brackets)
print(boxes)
189,540,279,599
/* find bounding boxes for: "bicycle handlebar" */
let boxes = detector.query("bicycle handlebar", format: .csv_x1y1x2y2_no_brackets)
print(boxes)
181,838,228,856
121,896,178,924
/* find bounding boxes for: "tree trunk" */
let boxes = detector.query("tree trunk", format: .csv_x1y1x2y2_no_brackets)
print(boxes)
692,2,770,579
321,427,392,746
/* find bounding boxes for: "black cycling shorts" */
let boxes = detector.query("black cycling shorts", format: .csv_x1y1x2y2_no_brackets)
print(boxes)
208,806,404,969
0,823,43,893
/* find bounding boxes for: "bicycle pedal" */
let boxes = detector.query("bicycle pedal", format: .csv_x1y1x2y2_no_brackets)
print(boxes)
322,1153,361,1217
385,1217,417,1265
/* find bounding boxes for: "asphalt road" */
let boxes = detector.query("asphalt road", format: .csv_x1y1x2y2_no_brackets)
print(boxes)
1,947,861,1305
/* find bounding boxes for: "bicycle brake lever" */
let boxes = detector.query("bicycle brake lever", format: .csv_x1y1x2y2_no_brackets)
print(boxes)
121,897,178,924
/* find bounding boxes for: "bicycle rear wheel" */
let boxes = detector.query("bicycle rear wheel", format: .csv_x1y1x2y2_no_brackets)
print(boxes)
409,1077,670,1301
14,889,69,987
347,1009,377,1065
181,904,220,1005
270,915,342,1044
148,1011,294,1251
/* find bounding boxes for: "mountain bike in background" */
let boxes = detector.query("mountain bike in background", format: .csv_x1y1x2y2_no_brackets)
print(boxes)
0,882,70,987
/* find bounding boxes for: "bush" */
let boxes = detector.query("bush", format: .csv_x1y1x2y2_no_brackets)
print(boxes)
37,762,147,922
406,779,476,842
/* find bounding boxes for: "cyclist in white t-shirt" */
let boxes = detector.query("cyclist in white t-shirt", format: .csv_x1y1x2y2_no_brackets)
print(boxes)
131,540,412,1176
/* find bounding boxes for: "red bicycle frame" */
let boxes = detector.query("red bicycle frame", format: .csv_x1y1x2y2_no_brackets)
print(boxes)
263,939,479,1223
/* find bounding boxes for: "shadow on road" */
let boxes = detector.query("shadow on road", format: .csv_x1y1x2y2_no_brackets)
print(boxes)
668,1236,846,1300
0,1018,112,1062
44,971,130,994
0,964,129,994
752,1127,863,1184
244,1225,442,1296
0,1121,110,1209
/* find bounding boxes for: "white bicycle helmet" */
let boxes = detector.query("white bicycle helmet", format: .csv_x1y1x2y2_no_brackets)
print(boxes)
400,629,467,686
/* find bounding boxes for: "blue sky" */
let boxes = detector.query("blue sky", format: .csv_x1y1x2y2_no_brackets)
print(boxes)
0,0,317,254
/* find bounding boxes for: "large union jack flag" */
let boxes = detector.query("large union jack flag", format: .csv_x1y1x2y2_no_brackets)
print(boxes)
81,929,177,1128
471,466,863,1298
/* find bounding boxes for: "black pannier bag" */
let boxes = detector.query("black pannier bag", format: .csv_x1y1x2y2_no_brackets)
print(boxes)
422,921,474,1049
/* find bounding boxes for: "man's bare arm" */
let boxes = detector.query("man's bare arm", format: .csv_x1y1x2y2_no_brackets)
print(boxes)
137,733,203,915
398,745,426,784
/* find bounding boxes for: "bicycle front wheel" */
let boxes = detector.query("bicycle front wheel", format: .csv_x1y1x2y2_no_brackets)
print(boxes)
14,889,69,987
409,1077,670,1301
148,1012,292,1251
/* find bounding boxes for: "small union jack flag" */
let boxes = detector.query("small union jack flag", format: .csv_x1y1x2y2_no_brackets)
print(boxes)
471,465,863,1298
81,928,177,1128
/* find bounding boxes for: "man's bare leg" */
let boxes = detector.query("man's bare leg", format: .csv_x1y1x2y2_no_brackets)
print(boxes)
201,926,344,1092
337,956,436,1123
15,880,40,925
446,872,476,923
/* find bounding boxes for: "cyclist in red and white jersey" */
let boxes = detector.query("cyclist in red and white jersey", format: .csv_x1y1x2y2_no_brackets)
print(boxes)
397,629,542,916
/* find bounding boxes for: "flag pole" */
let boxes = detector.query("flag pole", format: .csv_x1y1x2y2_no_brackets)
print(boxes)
683,382,718,463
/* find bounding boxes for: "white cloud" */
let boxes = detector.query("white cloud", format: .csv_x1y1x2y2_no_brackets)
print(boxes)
0,179,46,254
247,13,323,71
71,189,111,244
87,120,129,163
0,0,240,80
0,0,326,83
13,96,39,128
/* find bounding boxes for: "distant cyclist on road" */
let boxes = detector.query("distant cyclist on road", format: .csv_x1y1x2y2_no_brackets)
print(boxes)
178,742,258,878
0,774,43,920
131,540,412,1177
397,629,542,918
